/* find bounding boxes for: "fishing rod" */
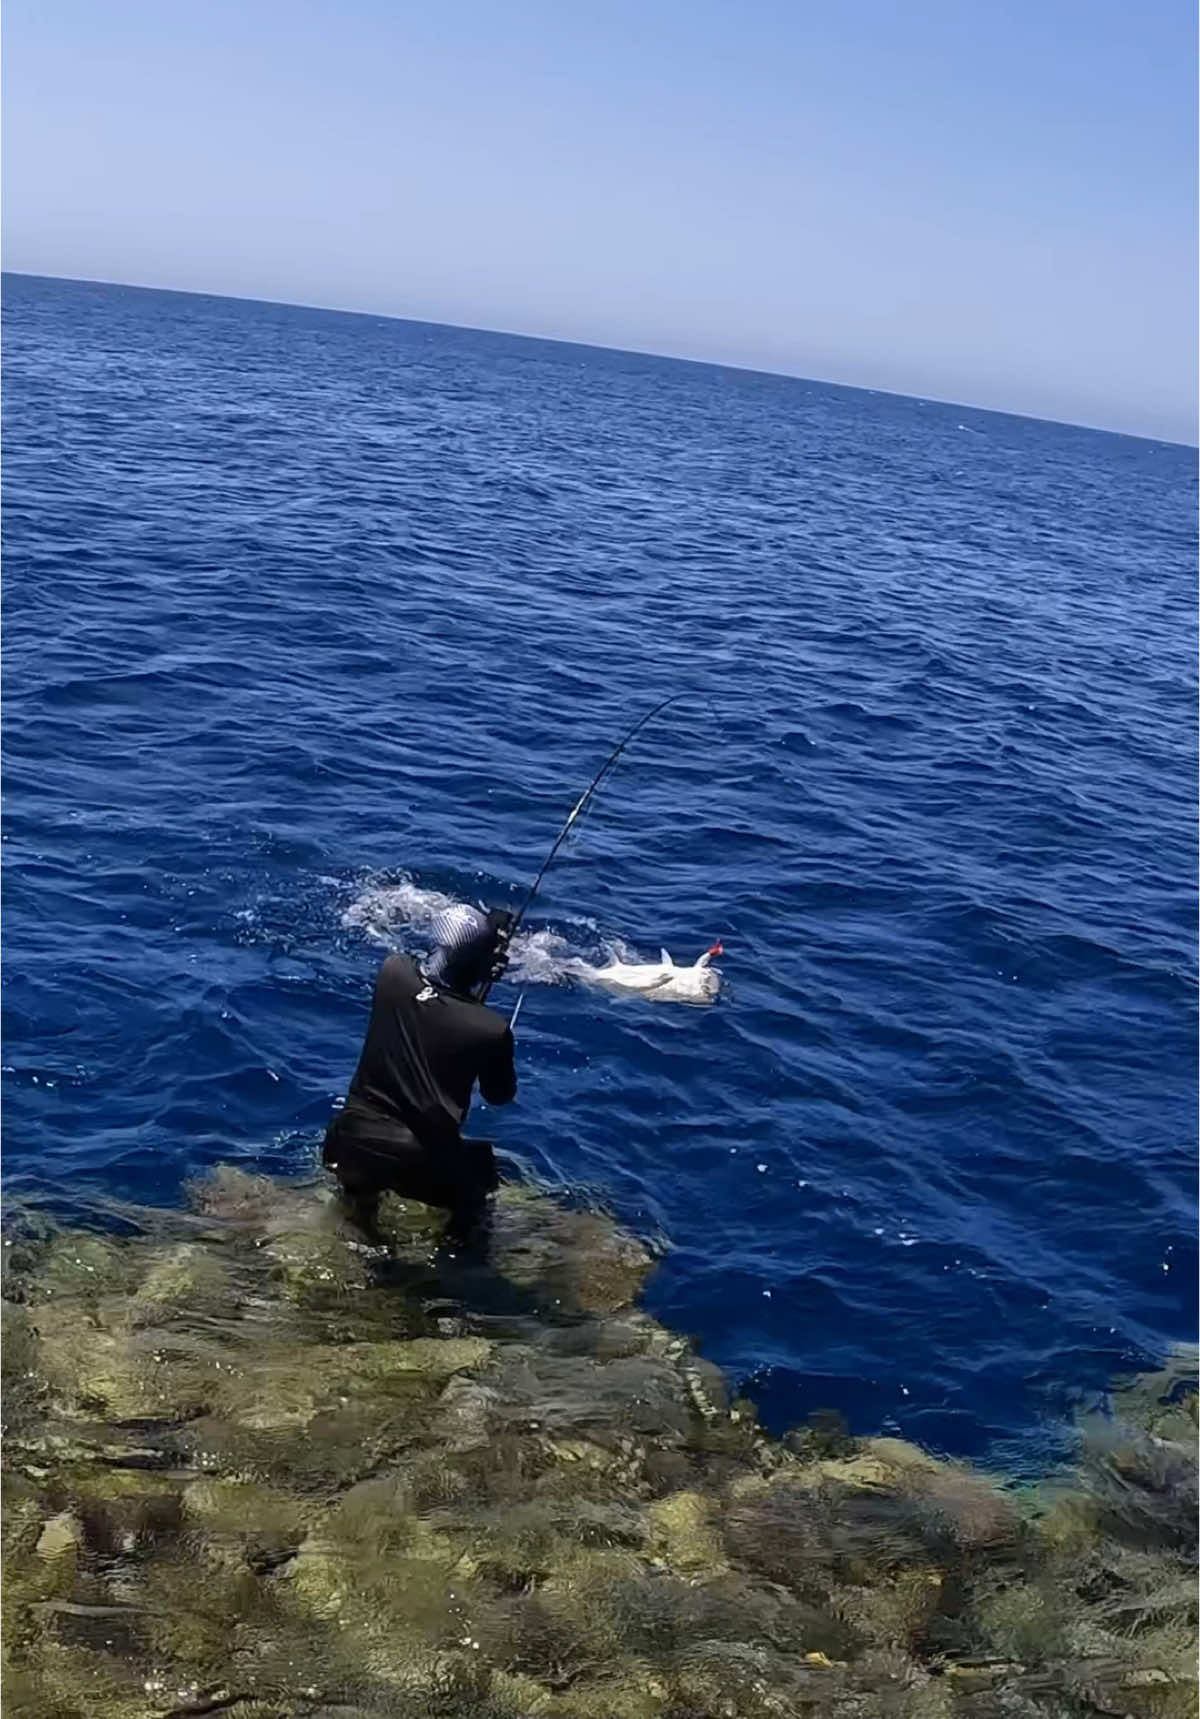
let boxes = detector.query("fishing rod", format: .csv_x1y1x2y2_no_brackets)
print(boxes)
479,692,694,1005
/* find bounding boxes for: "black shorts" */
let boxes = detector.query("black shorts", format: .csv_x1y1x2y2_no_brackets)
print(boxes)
322,1103,497,1213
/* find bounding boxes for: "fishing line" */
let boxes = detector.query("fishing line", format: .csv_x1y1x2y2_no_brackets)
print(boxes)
480,691,706,1007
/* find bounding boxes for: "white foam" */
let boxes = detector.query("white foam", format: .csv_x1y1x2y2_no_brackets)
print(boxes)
341,873,719,1005
506,927,580,988
342,875,581,986
342,877,462,947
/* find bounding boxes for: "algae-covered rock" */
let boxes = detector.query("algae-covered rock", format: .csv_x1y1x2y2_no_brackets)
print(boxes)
261,1223,374,1315
202,1333,490,1436
29,1298,219,1423
832,1567,946,1653
3,1637,153,1719
725,1434,1025,1608
547,1670,667,1719
182,1477,307,1571
283,1522,473,1682
376,1188,454,1255
28,1301,166,1421
664,1637,831,1719
34,1510,82,1562
488,1187,656,1316
20,1231,142,1305
2,1298,38,1378
3,1498,82,1610
646,1489,726,1577
1,1300,44,1429
2,1169,1196,1719
185,1161,294,1225
129,1240,235,1325
488,1667,557,1714
1109,1343,1199,1448
340,1334,492,1378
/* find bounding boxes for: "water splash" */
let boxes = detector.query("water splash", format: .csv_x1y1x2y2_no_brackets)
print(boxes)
341,875,464,945
340,874,718,1001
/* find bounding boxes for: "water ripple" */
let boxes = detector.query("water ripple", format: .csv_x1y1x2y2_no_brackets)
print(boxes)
2,272,1196,1463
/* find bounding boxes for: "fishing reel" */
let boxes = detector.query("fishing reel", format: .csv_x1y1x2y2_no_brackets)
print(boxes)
483,908,516,989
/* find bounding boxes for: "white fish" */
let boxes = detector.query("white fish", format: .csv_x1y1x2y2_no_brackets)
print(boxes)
579,942,724,1006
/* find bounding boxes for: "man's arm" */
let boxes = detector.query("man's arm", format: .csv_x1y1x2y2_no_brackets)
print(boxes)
478,1026,516,1106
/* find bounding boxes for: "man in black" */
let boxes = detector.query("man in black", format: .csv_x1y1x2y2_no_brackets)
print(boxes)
323,904,516,1235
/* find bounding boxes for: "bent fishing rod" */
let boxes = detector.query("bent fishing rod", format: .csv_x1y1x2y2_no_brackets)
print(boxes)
479,692,694,1006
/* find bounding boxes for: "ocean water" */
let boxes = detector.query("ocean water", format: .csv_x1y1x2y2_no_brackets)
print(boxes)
2,271,1195,1466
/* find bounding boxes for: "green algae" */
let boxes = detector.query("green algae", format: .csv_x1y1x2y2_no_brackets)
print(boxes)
2,1168,1195,1719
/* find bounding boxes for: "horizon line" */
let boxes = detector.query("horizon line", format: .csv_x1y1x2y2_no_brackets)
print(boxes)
4,268,1196,451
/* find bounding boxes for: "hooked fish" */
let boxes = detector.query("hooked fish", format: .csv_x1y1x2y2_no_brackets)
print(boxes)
579,942,724,1006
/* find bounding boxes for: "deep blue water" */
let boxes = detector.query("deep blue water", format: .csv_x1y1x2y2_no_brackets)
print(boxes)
3,271,1196,1466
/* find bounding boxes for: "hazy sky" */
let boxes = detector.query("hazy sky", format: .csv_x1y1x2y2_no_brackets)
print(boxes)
3,0,1196,441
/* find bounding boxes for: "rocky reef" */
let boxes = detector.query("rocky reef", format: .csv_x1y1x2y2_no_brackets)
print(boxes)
2,1166,1196,1718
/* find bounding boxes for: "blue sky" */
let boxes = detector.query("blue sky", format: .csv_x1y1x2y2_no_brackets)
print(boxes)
3,0,1196,440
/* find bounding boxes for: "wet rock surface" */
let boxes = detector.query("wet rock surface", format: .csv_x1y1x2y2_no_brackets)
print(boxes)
2,1167,1196,1718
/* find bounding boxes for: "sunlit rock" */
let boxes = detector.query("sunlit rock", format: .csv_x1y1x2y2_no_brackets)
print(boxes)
130,1241,234,1324
647,1489,726,1577
181,1476,306,1572
1,1167,1196,1719
29,1298,211,1423
19,1230,141,1304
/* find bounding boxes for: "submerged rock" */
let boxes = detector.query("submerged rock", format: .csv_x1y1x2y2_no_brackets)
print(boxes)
34,1511,82,1562
487,1186,657,1316
2,1166,1196,1719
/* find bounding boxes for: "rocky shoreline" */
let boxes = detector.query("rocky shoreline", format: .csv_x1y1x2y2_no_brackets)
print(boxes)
3,1166,1195,1718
